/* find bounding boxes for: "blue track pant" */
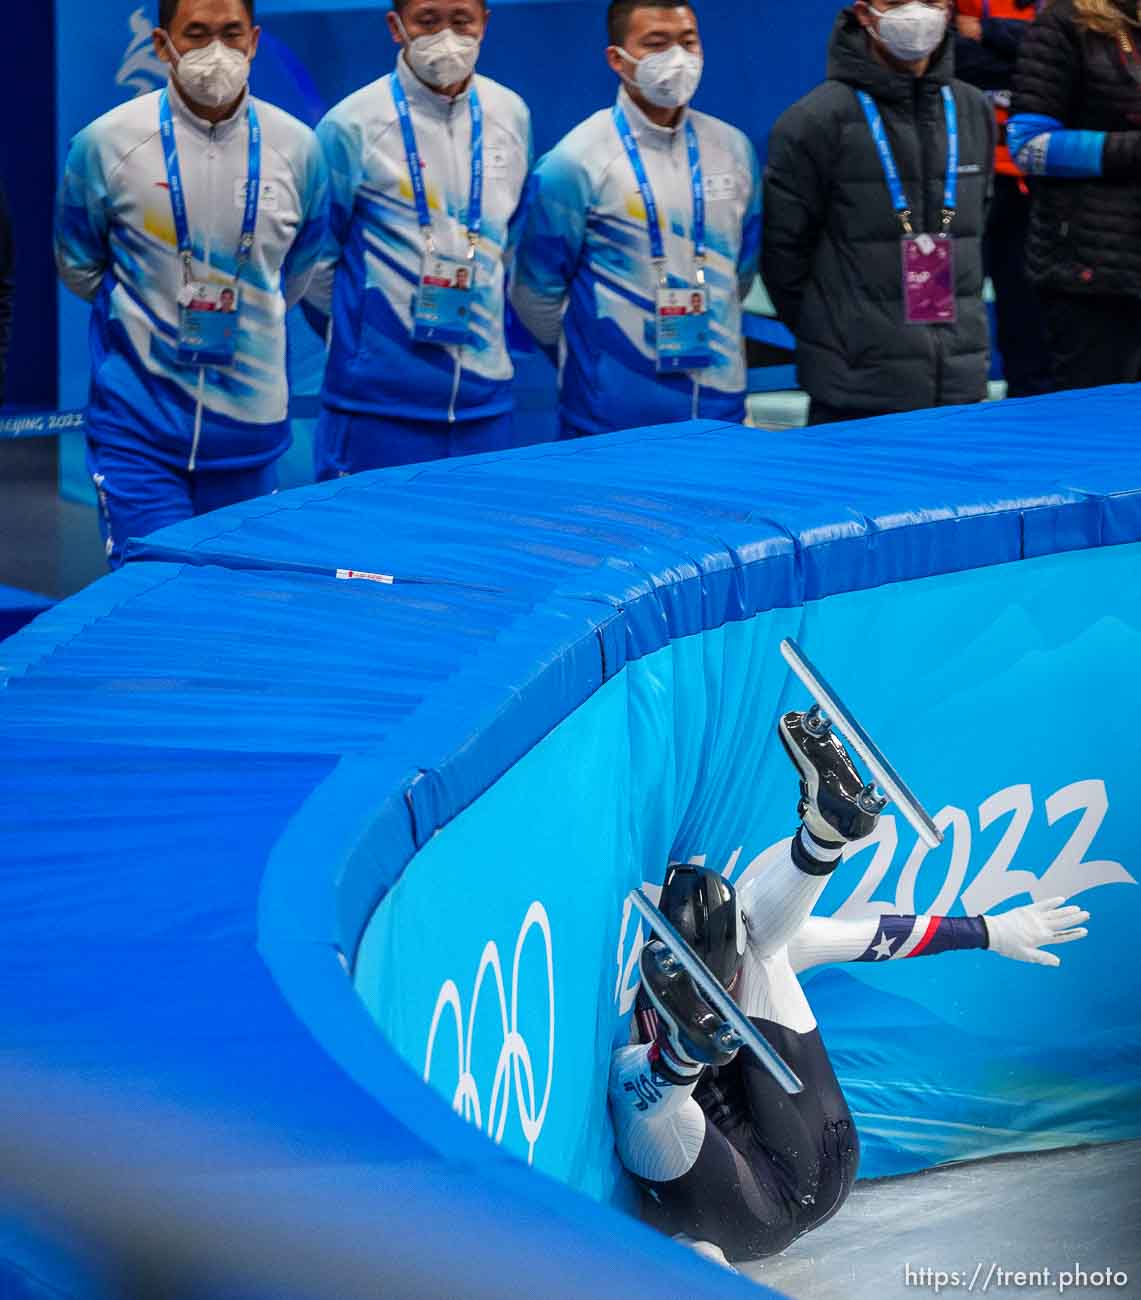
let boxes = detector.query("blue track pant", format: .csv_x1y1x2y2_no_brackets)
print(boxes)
87,441,277,569
314,407,515,480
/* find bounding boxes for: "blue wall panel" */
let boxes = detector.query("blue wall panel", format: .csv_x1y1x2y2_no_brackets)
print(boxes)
353,545,1141,1195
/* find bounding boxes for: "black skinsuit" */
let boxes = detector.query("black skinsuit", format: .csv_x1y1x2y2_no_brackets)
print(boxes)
641,1017,859,1262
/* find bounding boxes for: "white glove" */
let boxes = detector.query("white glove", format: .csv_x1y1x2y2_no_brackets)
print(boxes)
983,897,1090,967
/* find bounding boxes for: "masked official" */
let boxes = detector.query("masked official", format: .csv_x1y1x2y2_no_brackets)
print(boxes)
54,0,329,568
305,0,533,476
763,2,994,425
510,0,761,439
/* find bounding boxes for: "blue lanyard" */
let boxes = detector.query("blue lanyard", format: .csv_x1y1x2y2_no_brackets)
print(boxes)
857,86,958,236
390,72,484,253
159,89,261,285
613,104,706,280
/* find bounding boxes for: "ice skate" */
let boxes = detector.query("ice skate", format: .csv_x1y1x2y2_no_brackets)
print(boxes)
779,638,942,849
640,939,742,1081
779,707,886,845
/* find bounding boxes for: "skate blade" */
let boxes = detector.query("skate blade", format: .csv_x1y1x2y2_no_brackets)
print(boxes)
780,638,943,850
629,889,804,1096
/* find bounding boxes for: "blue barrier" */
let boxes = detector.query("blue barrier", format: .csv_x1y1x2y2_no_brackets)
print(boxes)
2,388,1140,1290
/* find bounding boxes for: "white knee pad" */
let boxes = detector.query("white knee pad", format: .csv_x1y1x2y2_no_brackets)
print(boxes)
608,1044,707,1183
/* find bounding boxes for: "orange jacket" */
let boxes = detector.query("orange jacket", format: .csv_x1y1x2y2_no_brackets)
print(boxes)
957,0,1039,175
959,0,1033,17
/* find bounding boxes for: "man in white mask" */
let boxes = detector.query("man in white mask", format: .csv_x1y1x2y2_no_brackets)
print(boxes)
53,0,328,569
763,2,995,424
511,0,760,439
304,0,532,476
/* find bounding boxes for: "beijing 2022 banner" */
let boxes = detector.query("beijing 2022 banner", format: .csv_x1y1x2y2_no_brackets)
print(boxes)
355,543,1141,1203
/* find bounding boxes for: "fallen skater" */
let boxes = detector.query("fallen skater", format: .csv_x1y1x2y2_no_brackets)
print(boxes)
609,711,1091,1268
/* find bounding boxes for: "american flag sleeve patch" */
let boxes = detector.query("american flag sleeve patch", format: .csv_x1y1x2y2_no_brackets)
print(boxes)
856,915,988,962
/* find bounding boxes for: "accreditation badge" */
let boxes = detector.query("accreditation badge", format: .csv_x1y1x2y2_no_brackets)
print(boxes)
902,235,956,325
655,285,714,373
176,282,241,366
412,254,474,347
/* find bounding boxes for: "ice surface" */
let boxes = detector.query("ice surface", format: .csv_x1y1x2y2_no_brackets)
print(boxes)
743,1141,1141,1299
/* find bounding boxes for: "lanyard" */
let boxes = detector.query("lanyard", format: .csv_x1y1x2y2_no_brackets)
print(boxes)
613,103,706,284
159,89,261,287
857,86,958,236
390,73,484,257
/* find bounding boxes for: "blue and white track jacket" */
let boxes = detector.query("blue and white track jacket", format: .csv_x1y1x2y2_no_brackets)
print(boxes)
511,88,761,436
306,56,532,424
55,82,328,472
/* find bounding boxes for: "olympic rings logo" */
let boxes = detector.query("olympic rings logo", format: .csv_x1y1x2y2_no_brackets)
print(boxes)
423,901,555,1165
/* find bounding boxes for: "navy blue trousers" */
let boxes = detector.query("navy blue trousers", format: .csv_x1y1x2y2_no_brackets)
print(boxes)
87,440,276,570
314,407,515,480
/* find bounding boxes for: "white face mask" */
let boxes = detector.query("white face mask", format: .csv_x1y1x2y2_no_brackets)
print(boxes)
619,44,704,110
868,2,949,63
396,16,481,89
165,36,251,109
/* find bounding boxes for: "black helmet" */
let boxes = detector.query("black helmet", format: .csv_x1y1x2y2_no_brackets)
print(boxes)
659,864,746,991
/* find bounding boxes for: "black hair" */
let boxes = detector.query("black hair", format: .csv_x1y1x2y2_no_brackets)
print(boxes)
607,0,693,46
389,0,487,10
158,0,255,29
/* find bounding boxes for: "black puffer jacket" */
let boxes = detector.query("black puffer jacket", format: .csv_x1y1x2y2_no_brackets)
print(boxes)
763,10,995,413
1012,0,1141,297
